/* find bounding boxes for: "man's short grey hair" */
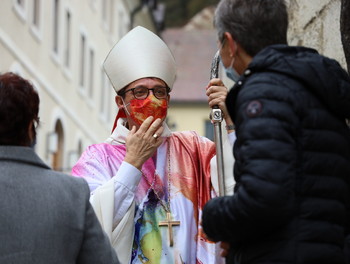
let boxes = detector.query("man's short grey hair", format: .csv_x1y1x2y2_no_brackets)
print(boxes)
215,0,288,56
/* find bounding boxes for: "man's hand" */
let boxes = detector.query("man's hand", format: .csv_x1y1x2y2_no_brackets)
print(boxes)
206,78,228,112
124,116,164,170
206,78,235,132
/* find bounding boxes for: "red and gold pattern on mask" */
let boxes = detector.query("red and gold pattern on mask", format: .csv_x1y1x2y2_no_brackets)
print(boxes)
129,94,168,126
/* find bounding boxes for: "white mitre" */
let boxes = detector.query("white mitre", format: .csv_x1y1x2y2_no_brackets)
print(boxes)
103,26,177,92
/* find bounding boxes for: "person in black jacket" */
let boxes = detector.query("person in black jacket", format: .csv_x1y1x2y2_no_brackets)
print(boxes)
201,0,350,263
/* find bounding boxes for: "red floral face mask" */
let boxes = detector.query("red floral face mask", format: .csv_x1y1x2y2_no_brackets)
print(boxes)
126,94,168,126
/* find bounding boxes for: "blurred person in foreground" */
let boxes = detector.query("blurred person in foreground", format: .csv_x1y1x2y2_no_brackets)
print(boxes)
0,72,119,264
72,26,235,264
202,0,350,263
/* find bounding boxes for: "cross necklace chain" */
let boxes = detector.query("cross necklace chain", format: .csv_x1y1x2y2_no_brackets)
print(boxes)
141,139,180,247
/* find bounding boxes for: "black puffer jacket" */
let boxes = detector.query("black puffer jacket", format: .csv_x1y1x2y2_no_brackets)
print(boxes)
202,45,350,264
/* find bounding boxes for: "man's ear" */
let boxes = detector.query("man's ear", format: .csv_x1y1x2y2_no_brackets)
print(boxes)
224,32,237,57
115,95,124,109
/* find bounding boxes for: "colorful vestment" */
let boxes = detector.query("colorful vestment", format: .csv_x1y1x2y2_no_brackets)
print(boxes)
72,119,235,263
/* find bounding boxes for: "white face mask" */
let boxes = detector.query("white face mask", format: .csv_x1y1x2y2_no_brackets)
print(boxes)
224,60,241,82
219,38,241,82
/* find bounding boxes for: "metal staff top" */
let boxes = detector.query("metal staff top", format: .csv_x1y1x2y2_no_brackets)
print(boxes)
210,50,221,80
210,50,226,196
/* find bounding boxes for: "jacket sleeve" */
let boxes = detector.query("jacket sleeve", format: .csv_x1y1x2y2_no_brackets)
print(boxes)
77,180,120,264
202,76,299,244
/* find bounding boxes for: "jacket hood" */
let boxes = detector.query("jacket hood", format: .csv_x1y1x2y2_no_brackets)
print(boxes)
248,45,350,119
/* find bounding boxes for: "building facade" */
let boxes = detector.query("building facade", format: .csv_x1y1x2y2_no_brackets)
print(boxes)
0,0,159,172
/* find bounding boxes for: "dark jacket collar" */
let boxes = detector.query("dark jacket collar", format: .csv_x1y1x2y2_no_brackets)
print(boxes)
0,145,50,169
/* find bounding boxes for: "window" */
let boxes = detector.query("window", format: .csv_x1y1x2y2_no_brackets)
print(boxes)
53,0,60,54
30,0,42,40
118,11,124,37
32,0,40,27
106,86,111,123
89,0,97,10
117,3,128,38
100,69,112,123
17,0,25,9
77,140,82,156
88,49,95,99
13,0,27,21
109,0,114,34
100,71,106,114
101,0,112,31
67,140,82,173
52,119,64,171
79,34,86,87
205,120,214,141
64,10,71,68
102,0,107,25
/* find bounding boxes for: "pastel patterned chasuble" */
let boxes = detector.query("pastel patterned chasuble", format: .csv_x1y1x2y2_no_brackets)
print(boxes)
72,131,224,264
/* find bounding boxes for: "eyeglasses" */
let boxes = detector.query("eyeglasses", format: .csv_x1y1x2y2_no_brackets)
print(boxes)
121,86,169,100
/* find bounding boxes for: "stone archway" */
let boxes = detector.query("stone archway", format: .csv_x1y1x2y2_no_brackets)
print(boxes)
52,119,64,171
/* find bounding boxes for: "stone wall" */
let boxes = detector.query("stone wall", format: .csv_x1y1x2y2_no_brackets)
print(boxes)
287,0,347,70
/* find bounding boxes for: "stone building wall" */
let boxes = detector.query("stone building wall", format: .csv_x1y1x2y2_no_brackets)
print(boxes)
287,0,347,70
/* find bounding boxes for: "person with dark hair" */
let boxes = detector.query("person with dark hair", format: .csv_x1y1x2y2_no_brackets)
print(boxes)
202,0,350,263
0,72,120,264
0,72,40,146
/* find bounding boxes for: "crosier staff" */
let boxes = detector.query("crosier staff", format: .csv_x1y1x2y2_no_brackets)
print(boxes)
210,50,226,196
